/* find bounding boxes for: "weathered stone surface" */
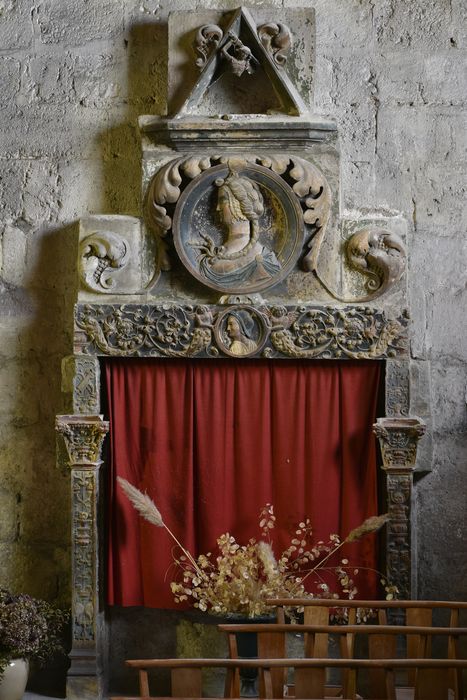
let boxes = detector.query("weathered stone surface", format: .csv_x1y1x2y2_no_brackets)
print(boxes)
37,0,124,45
0,1,34,50
0,490,18,541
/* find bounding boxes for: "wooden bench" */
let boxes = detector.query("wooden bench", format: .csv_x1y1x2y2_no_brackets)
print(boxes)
219,622,467,699
110,654,467,700
269,599,467,695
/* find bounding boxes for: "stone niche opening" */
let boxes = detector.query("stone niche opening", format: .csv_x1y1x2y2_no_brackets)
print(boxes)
56,7,426,699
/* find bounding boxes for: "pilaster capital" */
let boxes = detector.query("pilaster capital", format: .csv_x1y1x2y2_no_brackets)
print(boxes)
373,416,426,473
56,415,109,467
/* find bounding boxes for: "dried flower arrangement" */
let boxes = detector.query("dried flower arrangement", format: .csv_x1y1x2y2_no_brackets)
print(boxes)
0,589,69,679
118,478,395,618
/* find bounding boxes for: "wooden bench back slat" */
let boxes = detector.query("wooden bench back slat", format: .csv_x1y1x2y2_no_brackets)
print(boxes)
257,631,287,699
171,668,202,698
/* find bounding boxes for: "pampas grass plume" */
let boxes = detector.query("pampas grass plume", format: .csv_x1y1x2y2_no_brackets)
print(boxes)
117,477,164,527
345,513,389,543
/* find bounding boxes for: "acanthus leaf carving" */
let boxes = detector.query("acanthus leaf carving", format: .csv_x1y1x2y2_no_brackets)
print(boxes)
346,227,406,300
146,154,332,280
257,23,292,67
194,24,224,71
79,232,129,293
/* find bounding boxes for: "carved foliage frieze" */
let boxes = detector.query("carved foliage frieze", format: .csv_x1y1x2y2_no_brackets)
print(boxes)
74,303,408,360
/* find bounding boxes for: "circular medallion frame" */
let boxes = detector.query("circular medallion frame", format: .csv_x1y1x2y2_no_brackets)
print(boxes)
214,305,269,358
172,163,304,294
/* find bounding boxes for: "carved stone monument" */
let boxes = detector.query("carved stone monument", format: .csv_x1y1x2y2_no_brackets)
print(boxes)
55,7,425,698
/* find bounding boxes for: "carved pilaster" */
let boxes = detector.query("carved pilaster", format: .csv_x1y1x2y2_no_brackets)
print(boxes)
373,417,426,601
56,415,109,700
62,355,101,415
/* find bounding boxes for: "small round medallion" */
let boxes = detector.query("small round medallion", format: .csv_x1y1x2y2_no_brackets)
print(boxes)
214,306,268,357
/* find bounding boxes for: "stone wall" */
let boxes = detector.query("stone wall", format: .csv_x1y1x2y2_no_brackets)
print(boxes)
0,0,465,619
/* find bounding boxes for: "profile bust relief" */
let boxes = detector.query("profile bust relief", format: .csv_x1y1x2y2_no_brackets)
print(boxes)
172,160,304,294
215,305,267,357
196,165,281,287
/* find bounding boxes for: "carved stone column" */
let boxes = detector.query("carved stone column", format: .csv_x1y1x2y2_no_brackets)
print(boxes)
56,415,109,700
373,417,426,600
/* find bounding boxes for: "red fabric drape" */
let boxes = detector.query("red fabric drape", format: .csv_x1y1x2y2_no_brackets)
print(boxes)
105,359,382,607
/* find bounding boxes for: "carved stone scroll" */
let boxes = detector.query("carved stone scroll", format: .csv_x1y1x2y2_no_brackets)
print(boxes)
74,303,408,360
79,232,129,293
55,415,109,698
257,23,292,67
194,24,223,70
373,417,426,600
346,227,406,300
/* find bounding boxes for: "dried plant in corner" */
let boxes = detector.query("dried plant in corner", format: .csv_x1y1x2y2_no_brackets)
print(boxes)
0,589,69,680
118,477,395,618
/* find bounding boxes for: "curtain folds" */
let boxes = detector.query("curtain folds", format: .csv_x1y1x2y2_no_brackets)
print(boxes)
105,359,382,607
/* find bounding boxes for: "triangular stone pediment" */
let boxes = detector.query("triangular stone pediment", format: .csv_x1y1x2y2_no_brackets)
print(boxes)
173,7,307,118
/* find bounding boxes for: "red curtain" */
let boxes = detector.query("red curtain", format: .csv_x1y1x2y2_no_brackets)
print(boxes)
105,359,382,607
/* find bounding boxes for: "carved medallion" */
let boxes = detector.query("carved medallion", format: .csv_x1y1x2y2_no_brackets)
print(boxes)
215,306,268,357
172,161,304,294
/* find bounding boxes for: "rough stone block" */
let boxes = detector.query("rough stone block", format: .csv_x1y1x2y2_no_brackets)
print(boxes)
0,104,106,160
20,160,61,225
410,234,467,361
0,57,21,110
0,160,28,223
1,224,27,286
431,362,467,435
0,359,41,426
372,0,456,51
0,542,70,602
410,360,432,418
0,490,17,541
37,0,123,45
284,0,372,50
413,164,467,233
0,1,34,50
377,106,466,173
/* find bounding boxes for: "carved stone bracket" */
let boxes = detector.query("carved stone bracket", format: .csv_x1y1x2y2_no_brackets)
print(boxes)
55,415,109,696
79,232,130,293
345,228,406,301
74,303,409,360
373,417,426,600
